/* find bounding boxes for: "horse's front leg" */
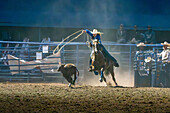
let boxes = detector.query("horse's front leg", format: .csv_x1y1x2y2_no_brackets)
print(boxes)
89,50,95,72
91,59,95,71
99,67,106,82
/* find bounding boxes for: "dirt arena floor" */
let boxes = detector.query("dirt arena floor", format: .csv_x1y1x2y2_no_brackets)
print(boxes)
0,83,170,113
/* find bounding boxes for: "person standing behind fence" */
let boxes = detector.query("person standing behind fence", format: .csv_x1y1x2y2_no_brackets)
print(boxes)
0,38,2,57
159,41,170,62
158,41,170,87
144,25,156,44
21,38,29,52
38,37,51,51
129,25,145,44
116,24,127,43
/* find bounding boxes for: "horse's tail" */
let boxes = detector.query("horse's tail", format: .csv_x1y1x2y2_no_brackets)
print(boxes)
114,62,119,67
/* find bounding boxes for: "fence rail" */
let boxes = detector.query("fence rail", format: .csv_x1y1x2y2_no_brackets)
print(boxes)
0,41,163,84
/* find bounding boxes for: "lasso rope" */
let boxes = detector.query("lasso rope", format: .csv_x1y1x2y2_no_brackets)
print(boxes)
86,33,92,49
53,30,83,54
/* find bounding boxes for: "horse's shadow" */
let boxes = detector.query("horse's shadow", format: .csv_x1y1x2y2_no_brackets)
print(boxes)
69,86,90,89
69,85,132,89
109,85,133,88
111,85,125,88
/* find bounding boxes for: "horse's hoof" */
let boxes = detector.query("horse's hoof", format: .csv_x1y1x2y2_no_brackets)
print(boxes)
99,78,103,82
88,68,92,72
88,69,92,72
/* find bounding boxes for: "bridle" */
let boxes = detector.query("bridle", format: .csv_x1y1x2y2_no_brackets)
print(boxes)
93,39,99,54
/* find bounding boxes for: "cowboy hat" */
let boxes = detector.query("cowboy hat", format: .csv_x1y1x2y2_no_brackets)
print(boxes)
144,56,152,63
137,42,146,47
161,41,170,46
91,29,103,34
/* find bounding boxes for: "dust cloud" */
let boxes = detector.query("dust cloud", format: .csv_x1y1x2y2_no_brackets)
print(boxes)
78,68,134,87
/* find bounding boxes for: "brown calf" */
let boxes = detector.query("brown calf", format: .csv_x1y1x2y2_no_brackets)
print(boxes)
57,63,79,87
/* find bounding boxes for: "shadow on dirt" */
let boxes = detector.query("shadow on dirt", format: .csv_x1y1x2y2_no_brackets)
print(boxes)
69,85,133,89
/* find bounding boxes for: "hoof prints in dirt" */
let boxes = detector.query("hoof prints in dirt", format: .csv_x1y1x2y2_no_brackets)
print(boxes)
0,83,169,113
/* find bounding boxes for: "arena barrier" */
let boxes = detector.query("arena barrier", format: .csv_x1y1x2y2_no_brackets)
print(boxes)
134,45,170,87
0,41,167,87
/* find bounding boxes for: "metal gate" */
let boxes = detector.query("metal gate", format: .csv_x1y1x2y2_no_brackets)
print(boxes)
0,41,136,85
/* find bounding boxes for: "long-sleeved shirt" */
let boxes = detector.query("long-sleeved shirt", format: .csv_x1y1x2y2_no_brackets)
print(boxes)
144,30,156,44
86,29,101,43
130,30,144,42
160,49,169,62
116,29,126,43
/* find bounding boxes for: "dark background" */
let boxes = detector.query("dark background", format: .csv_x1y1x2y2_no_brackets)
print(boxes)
0,0,170,42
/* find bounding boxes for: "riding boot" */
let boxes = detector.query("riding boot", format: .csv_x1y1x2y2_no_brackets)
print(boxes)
88,58,92,72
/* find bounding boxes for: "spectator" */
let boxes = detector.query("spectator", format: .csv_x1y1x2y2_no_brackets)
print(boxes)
129,25,145,44
144,25,156,44
22,38,29,51
158,41,170,87
116,24,127,43
136,42,146,51
159,41,170,63
38,37,51,50
0,39,2,50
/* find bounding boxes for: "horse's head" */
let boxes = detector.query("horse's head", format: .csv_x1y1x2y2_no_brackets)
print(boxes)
92,39,100,53
91,39,103,64
91,39,105,71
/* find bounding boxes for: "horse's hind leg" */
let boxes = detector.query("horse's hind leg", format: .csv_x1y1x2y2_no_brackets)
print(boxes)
110,66,118,86
99,67,107,83
103,76,107,83
99,70,107,84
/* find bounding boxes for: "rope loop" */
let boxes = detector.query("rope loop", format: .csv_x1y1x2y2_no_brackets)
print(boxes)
53,30,83,55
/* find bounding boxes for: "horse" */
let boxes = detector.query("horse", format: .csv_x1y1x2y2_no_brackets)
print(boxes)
90,39,118,86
